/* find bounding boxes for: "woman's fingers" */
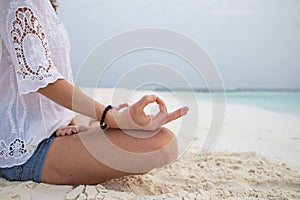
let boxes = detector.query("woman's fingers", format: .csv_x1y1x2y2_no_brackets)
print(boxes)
116,95,189,131
151,106,189,129
137,95,157,110
165,106,189,124
150,97,168,127
56,130,65,136
128,95,157,126
56,128,66,136
116,103,129,111
66,127,74,135
56,126,79,136
155,97,167,114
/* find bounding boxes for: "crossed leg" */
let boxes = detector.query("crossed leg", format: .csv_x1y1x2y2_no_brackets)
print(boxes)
40,125,178,185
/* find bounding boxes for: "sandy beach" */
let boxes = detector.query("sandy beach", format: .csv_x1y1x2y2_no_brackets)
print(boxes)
1,88,300,199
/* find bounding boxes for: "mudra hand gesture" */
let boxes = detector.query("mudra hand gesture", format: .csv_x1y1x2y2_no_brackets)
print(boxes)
109,95,189,131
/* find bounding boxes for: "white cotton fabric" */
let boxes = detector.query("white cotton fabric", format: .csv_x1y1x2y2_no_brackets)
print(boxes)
0,0,75,167
0,36,2,62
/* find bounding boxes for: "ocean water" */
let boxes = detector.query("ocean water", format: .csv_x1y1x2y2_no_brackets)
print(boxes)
196,91,300,116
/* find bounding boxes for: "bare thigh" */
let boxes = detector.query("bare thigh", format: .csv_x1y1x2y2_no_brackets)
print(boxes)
40,126,177,185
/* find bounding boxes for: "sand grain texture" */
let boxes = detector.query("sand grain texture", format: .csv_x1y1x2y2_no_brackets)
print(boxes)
1,151,300,199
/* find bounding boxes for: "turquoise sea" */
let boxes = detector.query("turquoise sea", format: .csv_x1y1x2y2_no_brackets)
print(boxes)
196,91,300,116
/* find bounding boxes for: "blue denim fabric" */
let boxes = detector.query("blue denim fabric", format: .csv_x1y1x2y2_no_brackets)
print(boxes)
0,134,56,183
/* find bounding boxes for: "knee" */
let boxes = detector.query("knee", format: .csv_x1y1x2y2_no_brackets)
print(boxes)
150,127,178,167
156,127,177,148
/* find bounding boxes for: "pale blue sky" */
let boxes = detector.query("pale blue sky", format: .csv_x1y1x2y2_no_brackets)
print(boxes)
58,0,300,89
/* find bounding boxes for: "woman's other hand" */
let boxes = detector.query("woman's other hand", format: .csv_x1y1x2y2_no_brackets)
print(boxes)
56,126,79,136
56,115,94,136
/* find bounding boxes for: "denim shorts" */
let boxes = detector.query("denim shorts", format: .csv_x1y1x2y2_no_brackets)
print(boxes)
0,134,56,183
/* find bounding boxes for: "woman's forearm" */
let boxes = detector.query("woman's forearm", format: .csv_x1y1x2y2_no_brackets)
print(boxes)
38,79,116,127
38,79,188,131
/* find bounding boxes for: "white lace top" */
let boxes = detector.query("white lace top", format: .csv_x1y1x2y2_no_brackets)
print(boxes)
0,0,75,167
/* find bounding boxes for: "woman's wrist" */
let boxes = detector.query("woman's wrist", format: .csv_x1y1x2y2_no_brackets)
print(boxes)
104,109,118,129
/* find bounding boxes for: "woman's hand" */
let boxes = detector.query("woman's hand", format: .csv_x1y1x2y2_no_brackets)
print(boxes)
56,125,79,137
108,95,189,131
56,115,94,136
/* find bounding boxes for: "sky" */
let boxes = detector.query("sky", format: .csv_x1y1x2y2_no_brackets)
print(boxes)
58,0,300,90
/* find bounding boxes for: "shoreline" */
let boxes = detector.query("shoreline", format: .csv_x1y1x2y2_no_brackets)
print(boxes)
225,100,300,117
89,86,300,92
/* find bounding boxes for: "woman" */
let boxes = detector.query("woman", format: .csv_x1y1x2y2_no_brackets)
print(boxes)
0,0,188,185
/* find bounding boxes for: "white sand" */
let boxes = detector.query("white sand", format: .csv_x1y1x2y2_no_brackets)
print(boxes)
1,88,300,199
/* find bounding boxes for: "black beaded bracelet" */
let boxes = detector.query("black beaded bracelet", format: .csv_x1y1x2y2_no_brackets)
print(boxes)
100,105,113,129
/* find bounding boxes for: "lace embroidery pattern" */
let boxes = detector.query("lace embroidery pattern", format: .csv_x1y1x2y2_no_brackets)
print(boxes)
19,94,28,133
0,137,35,159
6,63,28,134
7,65,17,134
11,7,53,81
